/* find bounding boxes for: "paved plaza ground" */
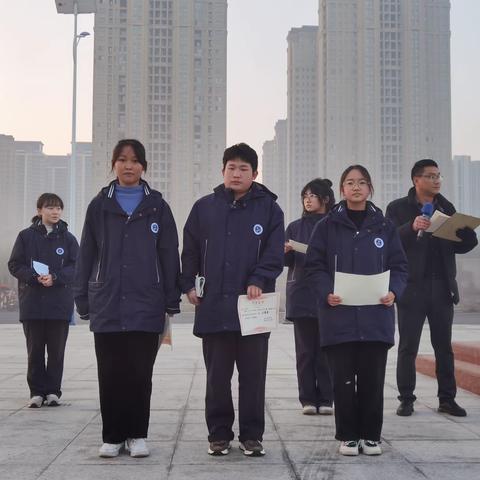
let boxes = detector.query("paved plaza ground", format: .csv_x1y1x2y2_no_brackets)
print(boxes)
0,320,479,480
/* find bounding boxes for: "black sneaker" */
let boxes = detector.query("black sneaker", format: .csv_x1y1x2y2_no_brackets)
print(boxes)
208,440,231,456
438,400,467,417
239,440,265,457
396,400,414,416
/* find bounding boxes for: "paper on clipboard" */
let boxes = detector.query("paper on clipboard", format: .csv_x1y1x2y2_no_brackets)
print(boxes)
237,292,280,336
426,210,450,233
431,212,480,242
288,240,308,254
334,270,390,306
32,261,49,276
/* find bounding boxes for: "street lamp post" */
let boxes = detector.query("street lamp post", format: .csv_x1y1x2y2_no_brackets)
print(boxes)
54,0,96,235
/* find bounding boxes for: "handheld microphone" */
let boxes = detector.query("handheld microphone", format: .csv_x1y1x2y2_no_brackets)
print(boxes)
417,202,434,240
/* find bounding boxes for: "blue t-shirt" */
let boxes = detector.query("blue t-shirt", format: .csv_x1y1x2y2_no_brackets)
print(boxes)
115,184,144,216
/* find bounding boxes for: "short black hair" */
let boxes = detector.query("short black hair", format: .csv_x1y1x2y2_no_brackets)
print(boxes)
111,139,148,172
301,178,335,213
222,143,258,172
32,193,64,223
411,159,438,181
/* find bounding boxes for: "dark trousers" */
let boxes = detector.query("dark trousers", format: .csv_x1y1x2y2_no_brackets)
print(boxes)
202,332,269,443
326,342,388,441
396,278,456,403
94,331,159,444
293,317,333,407
22,319,69,398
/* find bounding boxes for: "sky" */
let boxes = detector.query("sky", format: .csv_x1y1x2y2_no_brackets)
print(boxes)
0,0,479,161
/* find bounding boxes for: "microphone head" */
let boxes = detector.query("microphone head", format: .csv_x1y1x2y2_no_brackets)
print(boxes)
421,202,434,218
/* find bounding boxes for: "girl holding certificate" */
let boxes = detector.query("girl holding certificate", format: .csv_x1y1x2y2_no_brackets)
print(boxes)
305,165,407,456
284,178,335,416
8,193,78,408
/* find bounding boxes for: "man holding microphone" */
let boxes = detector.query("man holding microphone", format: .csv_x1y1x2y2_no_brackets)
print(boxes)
386,159,478,417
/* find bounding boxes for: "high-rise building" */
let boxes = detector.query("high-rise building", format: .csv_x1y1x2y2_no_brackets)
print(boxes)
453,155,480,218
262,119,288,212
286,26,319,221
317,0,452,208
92,0,227,225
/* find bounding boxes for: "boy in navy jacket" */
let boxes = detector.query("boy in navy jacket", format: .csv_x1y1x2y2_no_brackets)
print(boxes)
181,143,284,457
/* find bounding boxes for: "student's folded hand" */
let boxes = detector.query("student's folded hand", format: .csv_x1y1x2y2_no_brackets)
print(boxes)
186,288,201,306
380,291,395,307
327,294,342,307
247,285,262,300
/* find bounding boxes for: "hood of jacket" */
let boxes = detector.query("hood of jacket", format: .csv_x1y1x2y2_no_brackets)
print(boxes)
213,182,278,206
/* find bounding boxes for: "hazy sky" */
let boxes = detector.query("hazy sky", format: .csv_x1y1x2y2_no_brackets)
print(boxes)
0,0,479,160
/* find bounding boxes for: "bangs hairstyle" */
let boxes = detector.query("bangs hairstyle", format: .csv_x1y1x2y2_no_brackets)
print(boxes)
32,193,64,223
111,139,148,172
339,165,375,197
222,143,258,173
411,158,438,181
301,178,335,213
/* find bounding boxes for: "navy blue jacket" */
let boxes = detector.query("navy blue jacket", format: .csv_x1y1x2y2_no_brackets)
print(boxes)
74,180,181,334
386,187,478,304
304,201,408,347
8,219,79,321
181,182,285,337
285,213,325,320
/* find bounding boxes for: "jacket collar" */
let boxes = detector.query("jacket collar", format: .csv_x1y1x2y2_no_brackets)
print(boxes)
213,181,277,207
104,179,153,199
330,200,385,230
407,186,450,213
30,218,68,236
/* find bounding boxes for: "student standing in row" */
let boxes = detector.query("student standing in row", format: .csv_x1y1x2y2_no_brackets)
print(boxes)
8,193,78,408
181,143,284,457
284,178,334,415
74,139,181,458
305,165,408,456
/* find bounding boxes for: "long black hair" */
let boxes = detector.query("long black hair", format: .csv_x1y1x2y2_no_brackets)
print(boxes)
301,178,335,214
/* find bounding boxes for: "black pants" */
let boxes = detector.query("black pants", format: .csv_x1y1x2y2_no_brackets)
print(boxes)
326,341,388,441
202,332,269,443
293,317,333,407
22,319,69,398
396,278,456,403
94,331,159,444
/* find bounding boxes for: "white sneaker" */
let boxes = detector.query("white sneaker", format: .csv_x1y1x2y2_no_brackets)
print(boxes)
46,394,60,406
99,442,123,458
125,438,149,458
318,405,334,415
360,439,382,455
28,396,44,408
302,405,317,415
339,440,360,456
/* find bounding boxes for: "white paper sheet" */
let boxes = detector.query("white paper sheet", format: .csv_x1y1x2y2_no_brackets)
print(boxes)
426,210,450,233
32,261,49,276
334,270,390,306
288,240,308,254
237,292,280,336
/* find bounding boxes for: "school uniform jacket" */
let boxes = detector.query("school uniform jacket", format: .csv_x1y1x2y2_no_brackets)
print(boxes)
284,213,325,320
8,219,79,321
74,180,181,334
304,201,408,347
181,182,285,337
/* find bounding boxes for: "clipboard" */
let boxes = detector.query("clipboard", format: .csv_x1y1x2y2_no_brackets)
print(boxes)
428,211,480,242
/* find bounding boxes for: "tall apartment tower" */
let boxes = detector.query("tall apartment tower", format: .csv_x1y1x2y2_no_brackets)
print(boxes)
92,0,227,224
286,26,319,222
262,119,288,212
453,155,480,218
318,0,452,207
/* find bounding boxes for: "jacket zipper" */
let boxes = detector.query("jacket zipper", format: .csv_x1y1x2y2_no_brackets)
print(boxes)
257,239,262,262
203,239,208,276
96,240,104,282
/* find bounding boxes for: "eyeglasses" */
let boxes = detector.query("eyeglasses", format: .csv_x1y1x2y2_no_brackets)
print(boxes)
342,180,370,188
418,174,443,182
302,193,319,199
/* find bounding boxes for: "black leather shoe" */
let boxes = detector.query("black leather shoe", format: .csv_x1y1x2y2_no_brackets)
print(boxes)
396,401,414,416
438,400,467,417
